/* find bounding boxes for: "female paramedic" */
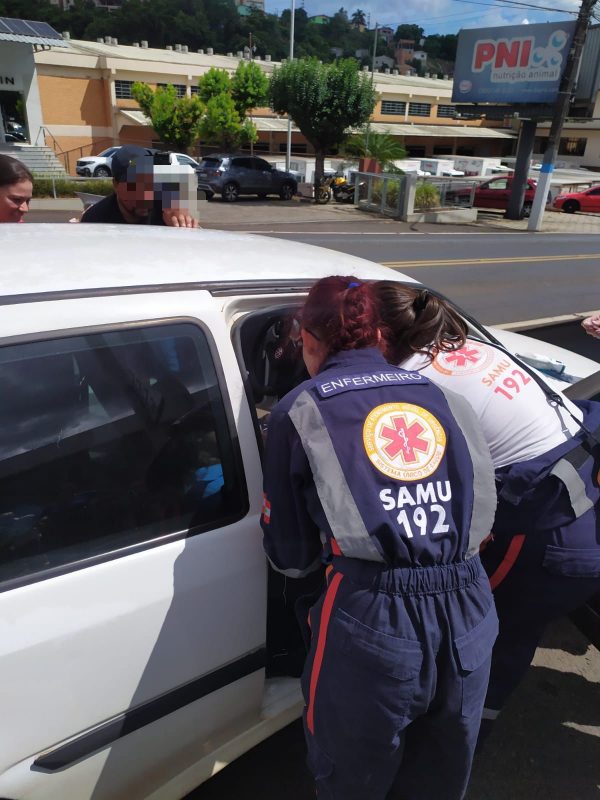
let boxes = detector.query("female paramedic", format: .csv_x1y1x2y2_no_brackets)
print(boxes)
260,276,499,800
374,279,600,743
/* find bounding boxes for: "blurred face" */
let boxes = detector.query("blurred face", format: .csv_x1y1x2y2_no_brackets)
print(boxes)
0,179,33,223
113,170,155,222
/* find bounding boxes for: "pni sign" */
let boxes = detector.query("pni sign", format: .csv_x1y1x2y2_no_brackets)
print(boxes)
452,21,576,104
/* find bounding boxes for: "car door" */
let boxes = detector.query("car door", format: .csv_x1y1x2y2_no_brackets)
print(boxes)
0,290,266,800
474,177,510,209
230,157,255,193
580,186,600,212
251,158,275,195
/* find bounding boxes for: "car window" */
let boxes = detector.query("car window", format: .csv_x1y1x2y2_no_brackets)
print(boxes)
588,187,600,195
99,148,118,158
177,155,196,166
231,157,253,169
487,178,508,190
0,323,247,587
200,158,222,168
252,158,272,171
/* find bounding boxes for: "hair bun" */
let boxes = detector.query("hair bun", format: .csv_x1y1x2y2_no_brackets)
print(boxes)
412,289,429,313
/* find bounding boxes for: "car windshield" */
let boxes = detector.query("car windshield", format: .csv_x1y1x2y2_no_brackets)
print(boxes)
99,148,118,157
200,158,222,168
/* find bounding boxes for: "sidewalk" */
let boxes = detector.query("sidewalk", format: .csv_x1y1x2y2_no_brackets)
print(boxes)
30,195,600,234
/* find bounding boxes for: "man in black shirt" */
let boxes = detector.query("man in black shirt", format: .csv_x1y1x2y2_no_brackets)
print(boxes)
81,145,198,227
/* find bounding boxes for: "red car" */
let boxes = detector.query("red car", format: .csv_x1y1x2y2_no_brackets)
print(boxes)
451,176,538,215
553,185,600,213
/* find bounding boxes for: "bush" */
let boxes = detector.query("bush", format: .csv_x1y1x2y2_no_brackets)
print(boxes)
33,177,113,198
415,182,440,210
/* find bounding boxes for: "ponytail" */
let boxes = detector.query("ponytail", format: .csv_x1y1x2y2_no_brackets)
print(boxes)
373,281,467,365
302,276,380,355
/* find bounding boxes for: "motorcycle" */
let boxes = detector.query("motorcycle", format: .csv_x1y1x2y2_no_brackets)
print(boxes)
331,176,356,203
315,175,334,204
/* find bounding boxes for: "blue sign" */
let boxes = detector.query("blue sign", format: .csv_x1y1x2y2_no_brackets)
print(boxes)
452,21,576,104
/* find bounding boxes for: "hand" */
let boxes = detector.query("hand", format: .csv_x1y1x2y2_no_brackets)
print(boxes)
163,210,200,228
581,314,600,339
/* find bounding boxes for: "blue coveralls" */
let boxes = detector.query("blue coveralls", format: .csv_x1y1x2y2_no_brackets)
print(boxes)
261,348,499,800
480,400,600,722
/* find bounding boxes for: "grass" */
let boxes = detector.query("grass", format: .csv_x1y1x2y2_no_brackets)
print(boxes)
33,176,113,198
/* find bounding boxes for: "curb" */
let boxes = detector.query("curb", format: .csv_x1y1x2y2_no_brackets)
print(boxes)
492,310,600,331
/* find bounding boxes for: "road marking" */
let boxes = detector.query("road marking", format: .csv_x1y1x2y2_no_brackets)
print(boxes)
382,253,600,268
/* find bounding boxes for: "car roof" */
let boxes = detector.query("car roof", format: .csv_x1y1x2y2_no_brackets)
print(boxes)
0,225,414,303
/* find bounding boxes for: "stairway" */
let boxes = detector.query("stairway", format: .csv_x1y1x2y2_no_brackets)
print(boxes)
0,144,67,178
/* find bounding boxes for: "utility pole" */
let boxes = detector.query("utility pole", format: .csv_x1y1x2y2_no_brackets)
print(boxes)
285,0,295,171
528,0,596,231
365,22,378,155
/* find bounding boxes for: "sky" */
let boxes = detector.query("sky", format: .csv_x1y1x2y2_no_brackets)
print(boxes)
264,0,583,36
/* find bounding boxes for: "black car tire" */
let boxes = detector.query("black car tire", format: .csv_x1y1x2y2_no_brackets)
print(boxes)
94,166,111,178
522,201,532,218
279,183,295,201
222,182,239,202
562,200,579,214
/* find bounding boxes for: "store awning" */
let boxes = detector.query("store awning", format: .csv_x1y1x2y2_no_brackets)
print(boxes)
0,17,69,47
117,110,515,140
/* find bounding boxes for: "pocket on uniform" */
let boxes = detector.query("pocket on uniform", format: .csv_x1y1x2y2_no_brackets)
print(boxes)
330,608,424,679
325,608,424,740
543,545,600,578
454,605,499,718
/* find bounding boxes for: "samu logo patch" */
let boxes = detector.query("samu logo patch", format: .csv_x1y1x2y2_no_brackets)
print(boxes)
363,402,446,482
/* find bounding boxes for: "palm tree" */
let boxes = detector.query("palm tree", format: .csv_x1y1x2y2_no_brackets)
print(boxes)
351,9,366,27
345,129,407,171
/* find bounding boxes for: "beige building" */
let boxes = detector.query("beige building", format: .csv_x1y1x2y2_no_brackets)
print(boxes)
30,37,517,173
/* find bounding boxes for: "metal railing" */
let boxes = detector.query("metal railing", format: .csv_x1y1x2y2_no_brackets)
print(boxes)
354,171,417,220
34,126,71,173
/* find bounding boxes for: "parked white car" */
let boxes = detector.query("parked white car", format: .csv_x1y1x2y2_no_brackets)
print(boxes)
76,148,200,178
0,225,597,800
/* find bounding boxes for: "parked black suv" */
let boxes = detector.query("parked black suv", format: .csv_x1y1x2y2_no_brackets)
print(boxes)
196,154,298,201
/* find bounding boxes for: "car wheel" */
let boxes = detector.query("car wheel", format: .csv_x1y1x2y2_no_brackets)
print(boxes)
94,166,111,178
279,183,295,201
222,182,239,202
522,201,532,218
562,200,579,214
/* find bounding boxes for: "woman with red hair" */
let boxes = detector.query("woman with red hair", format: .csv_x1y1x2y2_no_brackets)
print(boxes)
261,276,498,800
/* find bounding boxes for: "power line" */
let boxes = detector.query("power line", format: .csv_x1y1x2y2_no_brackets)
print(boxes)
452,0,578,14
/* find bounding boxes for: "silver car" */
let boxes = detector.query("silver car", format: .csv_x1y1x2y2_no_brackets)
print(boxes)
196,154,298,201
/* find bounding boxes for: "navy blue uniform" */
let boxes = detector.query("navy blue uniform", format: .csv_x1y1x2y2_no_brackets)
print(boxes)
261,349,498,800
480,400,600,723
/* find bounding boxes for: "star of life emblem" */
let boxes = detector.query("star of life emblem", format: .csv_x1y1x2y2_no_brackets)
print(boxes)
363,403,446,481
433,341,493,376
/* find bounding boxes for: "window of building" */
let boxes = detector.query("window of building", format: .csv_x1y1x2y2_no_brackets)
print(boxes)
437,105,456,119
191,85,199,95
278,142,308,154
0,323,247,587
381,100,407,116
433,146,452,155
158,83,187,98
456,146,475,156
240,141,270,152
115,80,134,99
406,146,426,157
408,102,431,117
558,138,587,157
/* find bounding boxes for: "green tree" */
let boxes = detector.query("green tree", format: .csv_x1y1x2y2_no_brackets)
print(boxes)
199,92,250,151
269,57,377,197
231,60,268,154
131,82,204,150
345,130,406,171
394,24,424,44
197,67,232,103
351,9,366,27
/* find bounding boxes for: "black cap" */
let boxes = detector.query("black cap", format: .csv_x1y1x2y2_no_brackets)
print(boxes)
111,145,154,182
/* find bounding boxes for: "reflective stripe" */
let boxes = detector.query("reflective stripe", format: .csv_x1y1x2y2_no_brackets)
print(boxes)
434,385,497,557
266,553,323,579
307,571,343,734
289,390,385,563
482,707,501,720
550,458,594,518
488,534,526,591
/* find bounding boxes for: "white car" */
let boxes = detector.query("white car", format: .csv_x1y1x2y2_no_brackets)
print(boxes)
0,225,597,800
76,148,200,178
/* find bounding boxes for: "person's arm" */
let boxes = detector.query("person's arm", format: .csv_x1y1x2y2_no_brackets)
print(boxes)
261,405,323,578
582,313,600,339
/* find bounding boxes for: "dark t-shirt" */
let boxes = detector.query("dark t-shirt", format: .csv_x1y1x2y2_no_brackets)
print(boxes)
80,193,165,225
